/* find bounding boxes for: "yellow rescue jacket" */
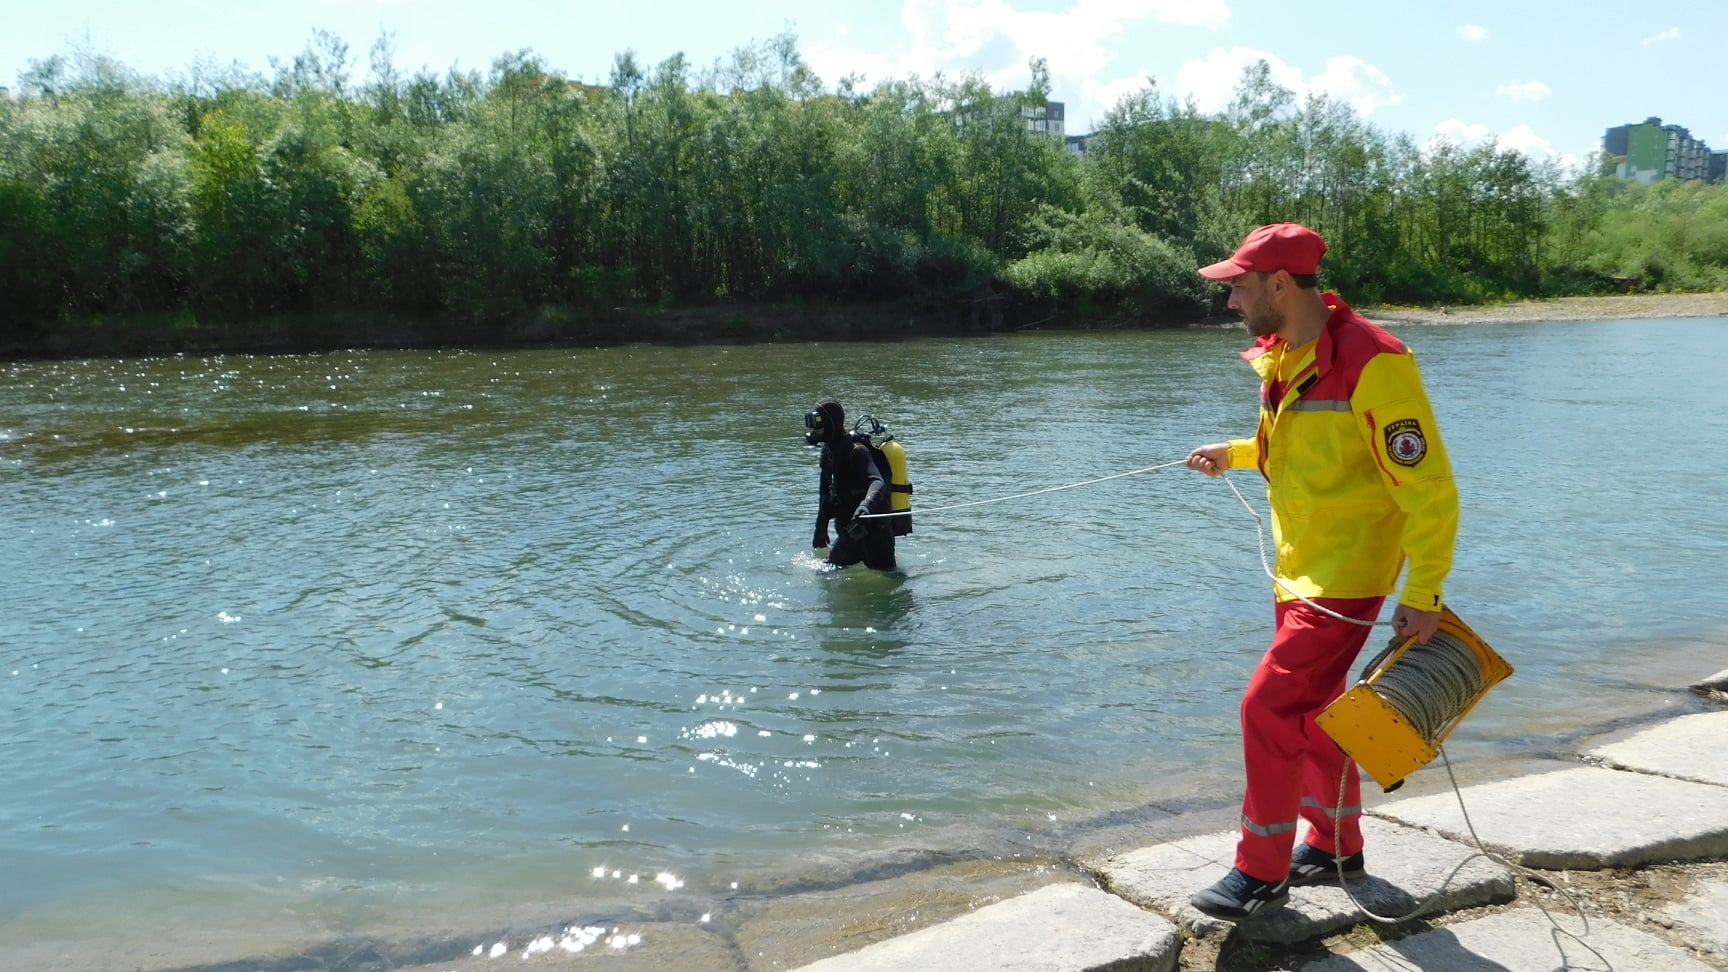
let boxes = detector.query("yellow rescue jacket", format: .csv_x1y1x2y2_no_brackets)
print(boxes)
1224,295,1458,610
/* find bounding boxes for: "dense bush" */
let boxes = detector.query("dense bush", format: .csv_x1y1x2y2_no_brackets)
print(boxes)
3,35,1724,351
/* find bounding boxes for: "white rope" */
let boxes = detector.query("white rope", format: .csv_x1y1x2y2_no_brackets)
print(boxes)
855,459,1189,519
859,460,1387,634
1374,635,1484,741
1215,470,1395,630
1325,750,1600,963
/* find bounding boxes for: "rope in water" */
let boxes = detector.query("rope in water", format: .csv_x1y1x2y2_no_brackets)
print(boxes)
859,457,1391,633
855,459,1189,518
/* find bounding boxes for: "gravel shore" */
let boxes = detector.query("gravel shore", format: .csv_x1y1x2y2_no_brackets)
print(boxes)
1364,291,1728,326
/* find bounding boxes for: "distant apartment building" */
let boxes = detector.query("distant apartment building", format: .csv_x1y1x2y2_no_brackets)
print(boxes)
1602,117,1726,184
1022,101,1065,138
1009,99,1097,157
1015,100,1096,158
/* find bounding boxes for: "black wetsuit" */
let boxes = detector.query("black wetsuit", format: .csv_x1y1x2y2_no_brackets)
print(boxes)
817,437,896,570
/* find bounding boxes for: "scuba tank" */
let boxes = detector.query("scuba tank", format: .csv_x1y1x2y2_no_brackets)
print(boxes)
876,435,913,535
854,415,913,536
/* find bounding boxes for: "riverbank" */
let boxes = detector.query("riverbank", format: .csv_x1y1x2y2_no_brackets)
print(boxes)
1364,291,1728,326
10,291,1726,360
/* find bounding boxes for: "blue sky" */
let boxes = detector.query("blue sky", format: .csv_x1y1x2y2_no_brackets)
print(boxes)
5,0,1724,172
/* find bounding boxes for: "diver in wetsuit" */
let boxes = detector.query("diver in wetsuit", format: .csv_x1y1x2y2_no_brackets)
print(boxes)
806,398,896,570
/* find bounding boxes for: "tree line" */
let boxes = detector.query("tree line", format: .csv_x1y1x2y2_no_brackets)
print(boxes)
3,32,1725,354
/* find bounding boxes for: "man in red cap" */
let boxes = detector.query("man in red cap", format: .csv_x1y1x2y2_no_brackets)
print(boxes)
1184,223,1459,921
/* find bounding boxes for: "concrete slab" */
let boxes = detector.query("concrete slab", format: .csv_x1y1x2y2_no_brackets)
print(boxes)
1093,817,1512,945
1662,876,1728,953
1373,765,1728,869
1691,667,1728,698
1302,907,1719,972
1587,710,1728,787
787,883,1179,972
732,857,1071,971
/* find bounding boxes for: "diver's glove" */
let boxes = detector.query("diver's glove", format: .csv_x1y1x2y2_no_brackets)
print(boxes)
845,510,872,541
813,523,830,549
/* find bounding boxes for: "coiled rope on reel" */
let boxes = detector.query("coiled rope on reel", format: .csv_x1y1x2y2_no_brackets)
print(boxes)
1316,603,1513,794
1367,631,1486,743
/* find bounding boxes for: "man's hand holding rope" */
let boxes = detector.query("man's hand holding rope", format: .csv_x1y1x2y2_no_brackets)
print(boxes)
1186,443,1230,477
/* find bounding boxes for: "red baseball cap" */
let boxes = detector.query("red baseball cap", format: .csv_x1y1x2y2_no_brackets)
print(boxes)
1198,223,1327,280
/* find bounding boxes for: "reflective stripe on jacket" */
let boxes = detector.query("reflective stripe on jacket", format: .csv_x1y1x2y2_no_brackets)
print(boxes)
1223,294,1458,610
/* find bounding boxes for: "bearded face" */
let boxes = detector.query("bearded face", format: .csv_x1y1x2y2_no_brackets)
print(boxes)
1228,271,1284,338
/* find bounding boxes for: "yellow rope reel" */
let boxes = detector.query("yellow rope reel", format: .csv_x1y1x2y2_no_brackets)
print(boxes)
1316,606,1513,792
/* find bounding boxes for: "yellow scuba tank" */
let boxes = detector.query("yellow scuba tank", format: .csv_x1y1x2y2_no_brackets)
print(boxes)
856,415,913,536
877,435,913,535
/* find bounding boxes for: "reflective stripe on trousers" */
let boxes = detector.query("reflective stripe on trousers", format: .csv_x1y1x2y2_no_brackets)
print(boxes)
1235,596,1382,883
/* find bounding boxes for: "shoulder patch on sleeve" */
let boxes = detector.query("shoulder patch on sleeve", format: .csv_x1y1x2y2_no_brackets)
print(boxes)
1384,418,1428,467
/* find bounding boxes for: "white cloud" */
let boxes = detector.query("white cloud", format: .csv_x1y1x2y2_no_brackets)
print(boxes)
1495,80,1549,102
1642,26,1680,46
1173,47,1400,118
874,0,1229,80
1495,124,1557,158
1174,47,1290,114
810,0,1229,113
1083,70,1160,115
1432,119,1492,149
1456,24,1488,42
805,46,904,88
1311,55,1402,114
1430,119,1568,164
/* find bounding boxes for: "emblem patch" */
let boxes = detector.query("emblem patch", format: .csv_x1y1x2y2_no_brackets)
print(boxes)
1384,418,1427,467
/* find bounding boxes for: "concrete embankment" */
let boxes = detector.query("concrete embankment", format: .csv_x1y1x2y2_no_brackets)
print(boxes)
784,707,1728,971
380,679,1728,972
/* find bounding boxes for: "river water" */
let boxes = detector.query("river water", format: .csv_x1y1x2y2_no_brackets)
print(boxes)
3,317,1724,968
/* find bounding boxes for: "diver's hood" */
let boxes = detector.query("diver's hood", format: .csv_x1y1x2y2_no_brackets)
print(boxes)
805,398,844,446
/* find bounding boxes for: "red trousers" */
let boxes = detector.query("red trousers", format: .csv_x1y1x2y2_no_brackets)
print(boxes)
1235,596,1383,882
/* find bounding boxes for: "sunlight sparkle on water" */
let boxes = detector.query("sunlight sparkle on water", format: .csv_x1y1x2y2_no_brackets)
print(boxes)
697,752,759,777
683,720,738,740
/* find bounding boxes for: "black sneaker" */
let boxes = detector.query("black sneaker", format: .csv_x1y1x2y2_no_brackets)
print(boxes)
1189,867,1289,922
1288,843,1365,887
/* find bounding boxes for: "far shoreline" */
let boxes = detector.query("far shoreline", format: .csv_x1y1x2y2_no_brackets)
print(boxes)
8,291,1725,361
1363,290,1728,326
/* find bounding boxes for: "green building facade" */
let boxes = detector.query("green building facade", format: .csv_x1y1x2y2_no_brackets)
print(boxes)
1603,116,1725,184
